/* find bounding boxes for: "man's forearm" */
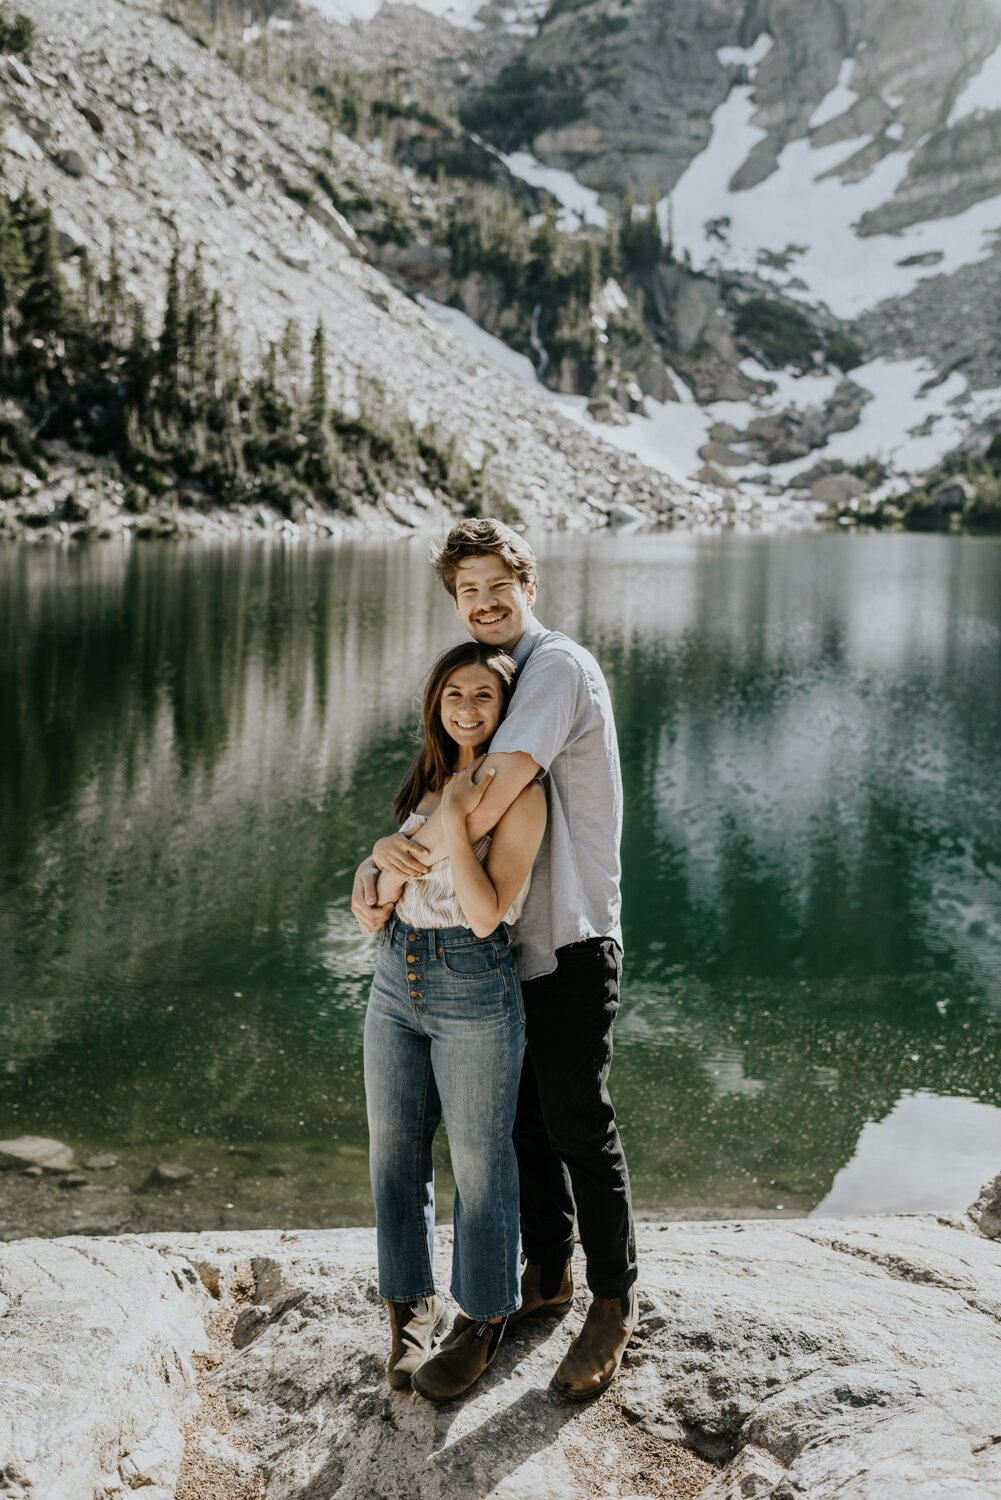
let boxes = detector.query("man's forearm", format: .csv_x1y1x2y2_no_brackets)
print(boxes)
417,750,539,862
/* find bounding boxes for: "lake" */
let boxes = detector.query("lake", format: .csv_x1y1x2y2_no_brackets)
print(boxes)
2,531,1000,1238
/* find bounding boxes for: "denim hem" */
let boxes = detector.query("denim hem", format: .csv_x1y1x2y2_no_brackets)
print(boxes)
380,1284,437,1303
452,1296,523,1322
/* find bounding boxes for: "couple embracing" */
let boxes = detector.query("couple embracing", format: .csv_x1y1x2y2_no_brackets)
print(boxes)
351,518,637,1404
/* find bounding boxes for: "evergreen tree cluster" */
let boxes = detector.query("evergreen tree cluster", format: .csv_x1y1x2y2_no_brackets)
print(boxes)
162,0,669,377
0,2,35,57
0,186,500,521
441,187,617,368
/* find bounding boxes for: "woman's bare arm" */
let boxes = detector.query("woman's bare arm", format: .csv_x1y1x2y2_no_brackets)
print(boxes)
441,771,546,938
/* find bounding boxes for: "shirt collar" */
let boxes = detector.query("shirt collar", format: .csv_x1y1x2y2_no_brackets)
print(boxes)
510,612,546,669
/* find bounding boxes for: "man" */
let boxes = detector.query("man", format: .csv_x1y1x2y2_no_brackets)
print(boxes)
352,517,637,1401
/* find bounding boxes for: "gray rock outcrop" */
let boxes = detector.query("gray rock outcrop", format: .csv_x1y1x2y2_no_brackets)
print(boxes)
0,1135,76,1173
969,1172,1001,1240
2,1215,1000,1498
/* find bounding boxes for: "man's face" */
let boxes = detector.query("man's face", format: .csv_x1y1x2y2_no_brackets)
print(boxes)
452,554,536,651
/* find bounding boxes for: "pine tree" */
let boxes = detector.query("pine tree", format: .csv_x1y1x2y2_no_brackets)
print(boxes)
125,301,152,414
205,289,223,401
620,185,664,273
183,249,207,397
158,247,182,404
0,195,28,370
306,318,328,434
528,209,559,299
15,191,65,334
99,244,125,345
577,235,601,305
601,220,622,281
280,317,303,401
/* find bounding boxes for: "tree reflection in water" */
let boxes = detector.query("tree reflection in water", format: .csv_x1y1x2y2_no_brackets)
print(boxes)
1,533,999,1227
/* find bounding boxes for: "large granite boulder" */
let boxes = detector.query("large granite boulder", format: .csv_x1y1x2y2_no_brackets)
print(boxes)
1,1216,1000,1498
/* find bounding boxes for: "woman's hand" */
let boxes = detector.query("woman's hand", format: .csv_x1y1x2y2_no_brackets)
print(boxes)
441,758,495,835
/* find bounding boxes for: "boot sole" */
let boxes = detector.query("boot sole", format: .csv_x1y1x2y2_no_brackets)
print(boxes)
410,1351,498,1405
553,1368,619,1402
507,1297,574,1325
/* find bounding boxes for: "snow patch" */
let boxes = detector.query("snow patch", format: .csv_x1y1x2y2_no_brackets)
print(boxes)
808,57,858,130
758,358,1001,478
717,33,773,73
552,390,713,485
668,83,1001,317
947,39,1001,126
500,150,608,228
416,295,540,386
305,0,545,31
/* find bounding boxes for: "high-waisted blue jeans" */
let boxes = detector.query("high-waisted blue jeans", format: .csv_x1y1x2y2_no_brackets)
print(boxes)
364,914,526,1321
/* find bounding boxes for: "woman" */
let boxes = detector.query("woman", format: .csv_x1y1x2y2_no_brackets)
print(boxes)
364,641,547,1403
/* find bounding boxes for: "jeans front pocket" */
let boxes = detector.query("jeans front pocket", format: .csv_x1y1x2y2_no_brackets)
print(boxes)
437,938,503,980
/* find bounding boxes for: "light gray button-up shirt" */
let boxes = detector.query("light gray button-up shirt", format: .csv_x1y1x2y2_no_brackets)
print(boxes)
489,614,623,981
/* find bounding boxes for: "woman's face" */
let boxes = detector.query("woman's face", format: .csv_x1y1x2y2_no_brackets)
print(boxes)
439,664,505,750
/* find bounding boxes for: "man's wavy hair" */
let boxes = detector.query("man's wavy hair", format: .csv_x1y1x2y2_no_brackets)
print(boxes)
429,518,538,598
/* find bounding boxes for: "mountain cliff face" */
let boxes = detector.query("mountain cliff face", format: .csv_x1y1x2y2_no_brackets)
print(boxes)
506,0,1001,225
445,0,1001,503
479,0,1001,355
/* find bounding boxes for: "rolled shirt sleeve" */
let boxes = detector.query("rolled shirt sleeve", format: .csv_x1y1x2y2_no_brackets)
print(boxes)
488,650,583,773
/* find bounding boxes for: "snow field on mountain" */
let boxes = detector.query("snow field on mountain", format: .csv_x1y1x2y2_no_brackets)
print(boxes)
666,74,1001,319
947,38,1001,124
417,295,1001,493
305,0,546,29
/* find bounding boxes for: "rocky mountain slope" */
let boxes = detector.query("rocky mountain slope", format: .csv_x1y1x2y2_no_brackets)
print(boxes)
0,0,722,540
4,0,1000,536
453,0,1001,474
324,0,998,516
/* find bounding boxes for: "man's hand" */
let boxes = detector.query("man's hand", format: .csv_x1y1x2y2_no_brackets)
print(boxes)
372,833,434,878
351,856,394,935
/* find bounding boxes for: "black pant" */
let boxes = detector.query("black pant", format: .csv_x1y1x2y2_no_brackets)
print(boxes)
513,938,637,1299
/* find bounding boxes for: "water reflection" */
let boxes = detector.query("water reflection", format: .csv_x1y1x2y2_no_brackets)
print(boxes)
815,1092,1001,1215
1,533,999,1230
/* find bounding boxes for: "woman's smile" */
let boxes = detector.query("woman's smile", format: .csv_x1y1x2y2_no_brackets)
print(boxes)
440,664,504,751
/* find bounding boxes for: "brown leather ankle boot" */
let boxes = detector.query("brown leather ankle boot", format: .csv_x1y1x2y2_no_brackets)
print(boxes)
554,1286,638,1401
386,1295,446,1389
411,1314,507,1402
507,1258,574,1323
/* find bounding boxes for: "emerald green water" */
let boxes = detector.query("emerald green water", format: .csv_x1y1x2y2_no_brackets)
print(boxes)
2,533,1000,1236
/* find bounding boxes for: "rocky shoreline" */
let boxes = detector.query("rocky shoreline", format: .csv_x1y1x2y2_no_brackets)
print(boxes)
1,1144,999,1500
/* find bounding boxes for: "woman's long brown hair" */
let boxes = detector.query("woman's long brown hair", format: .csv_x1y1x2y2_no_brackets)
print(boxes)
392,642,518,825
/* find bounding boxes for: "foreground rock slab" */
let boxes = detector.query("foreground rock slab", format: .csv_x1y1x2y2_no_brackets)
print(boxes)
1,1216,999,1498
